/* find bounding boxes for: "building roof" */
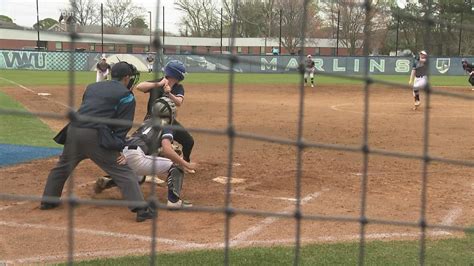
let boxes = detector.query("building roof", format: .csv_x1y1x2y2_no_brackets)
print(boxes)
0,28,347,48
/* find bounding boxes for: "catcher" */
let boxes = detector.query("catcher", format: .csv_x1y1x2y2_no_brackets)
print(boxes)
461,58,474,88
304,54,315,87
96,54,111,82
95,97,196,208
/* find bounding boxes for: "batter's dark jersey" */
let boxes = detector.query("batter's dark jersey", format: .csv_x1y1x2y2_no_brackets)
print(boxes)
412,60,428,77
145,78,185,117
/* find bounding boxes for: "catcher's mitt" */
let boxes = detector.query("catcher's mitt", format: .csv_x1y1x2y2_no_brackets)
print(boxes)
156,143,183,158
172,143,183,157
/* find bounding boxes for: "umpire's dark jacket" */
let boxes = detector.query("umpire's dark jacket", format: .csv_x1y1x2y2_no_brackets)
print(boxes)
54,80,135,151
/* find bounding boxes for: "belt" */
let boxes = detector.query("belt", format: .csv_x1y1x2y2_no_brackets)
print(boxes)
127,145,138,150
415,75,425,78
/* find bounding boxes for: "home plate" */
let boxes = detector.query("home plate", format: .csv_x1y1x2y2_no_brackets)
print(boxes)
37,92,51,96
213,176,246,184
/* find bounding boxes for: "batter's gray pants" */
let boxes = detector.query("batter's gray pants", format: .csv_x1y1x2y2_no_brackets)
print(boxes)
41,127,145,211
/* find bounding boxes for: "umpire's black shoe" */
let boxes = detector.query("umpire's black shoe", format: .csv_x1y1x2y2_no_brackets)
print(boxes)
40,202,59,210
136,207,156,222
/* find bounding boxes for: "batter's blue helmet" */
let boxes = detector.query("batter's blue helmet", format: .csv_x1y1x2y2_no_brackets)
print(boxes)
164,60,186,81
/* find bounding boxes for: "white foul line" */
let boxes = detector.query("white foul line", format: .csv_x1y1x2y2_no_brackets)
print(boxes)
231,192,297,202
440,207,462,226
233,230,452,247
231,191,321,245
0,76,36,93
0,201,29,211
0,221,206,249
0,230,455,264
0,76,69,108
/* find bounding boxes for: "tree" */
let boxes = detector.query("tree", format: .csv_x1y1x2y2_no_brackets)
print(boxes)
276,0,319,55
175,0,220,37
319,0,390,55
128,17,148,29
222,0,270,37
103,0,146,28
65,0,99,26
0,15,13,23
33,18,59,30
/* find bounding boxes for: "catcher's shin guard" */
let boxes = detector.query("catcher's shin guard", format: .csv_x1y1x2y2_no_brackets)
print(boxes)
167,166,184,199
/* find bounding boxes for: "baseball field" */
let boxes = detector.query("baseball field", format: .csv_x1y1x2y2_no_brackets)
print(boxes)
0,70,473,264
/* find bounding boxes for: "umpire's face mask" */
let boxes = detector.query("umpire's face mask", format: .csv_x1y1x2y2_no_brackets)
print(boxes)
126,72,140,90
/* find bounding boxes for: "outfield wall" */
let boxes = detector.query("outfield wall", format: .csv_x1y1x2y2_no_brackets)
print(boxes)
0,50,471,76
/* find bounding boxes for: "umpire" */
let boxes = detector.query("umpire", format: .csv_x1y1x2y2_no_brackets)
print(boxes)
40,62,155,222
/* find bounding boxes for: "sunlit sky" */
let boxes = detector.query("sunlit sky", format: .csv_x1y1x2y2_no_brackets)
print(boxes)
0,0,183,33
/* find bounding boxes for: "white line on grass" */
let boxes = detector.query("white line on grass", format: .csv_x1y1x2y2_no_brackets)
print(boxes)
230,191,322,246
233,230,453,247
0,76,36,93
0,248,152,264
0,76,69,108
1,230,455,264
0,221,205,249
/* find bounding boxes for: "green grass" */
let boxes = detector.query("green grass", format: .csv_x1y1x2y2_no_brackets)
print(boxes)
0,91,60,147
62,232,474,265
0,69,469,87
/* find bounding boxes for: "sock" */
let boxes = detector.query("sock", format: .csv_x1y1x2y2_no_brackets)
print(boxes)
311,78,314,85
415,95,420,101
168,190,179,203
304,78,307,83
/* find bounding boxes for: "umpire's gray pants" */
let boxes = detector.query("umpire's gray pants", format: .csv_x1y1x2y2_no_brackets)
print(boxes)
42,127,145,211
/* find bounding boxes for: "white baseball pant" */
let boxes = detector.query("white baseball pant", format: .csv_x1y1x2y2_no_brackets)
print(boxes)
122,146,173,176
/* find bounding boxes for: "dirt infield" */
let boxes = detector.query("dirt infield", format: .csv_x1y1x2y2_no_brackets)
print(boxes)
1,82,473,263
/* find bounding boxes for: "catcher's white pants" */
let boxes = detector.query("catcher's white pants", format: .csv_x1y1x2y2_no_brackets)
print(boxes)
122,146,172,177
96,70,108,82
304,68,315,79
413,76,427,95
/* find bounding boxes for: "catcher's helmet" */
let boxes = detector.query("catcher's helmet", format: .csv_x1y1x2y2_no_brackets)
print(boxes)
164,60,186,81
307,54,312,58
152,96,176,125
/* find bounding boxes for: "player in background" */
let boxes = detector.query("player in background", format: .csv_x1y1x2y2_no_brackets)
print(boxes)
408,50,428,110
304,54,315,88
146,53,155,73
461,58,474,89
96,54,111,82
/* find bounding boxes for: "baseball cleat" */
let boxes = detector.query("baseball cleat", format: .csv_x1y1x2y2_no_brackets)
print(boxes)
185,169,196,174
136,207,156,222
167,199,193,209
144,175,167,186
311,84,314,88
415,100,421,106
94,176,114,194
